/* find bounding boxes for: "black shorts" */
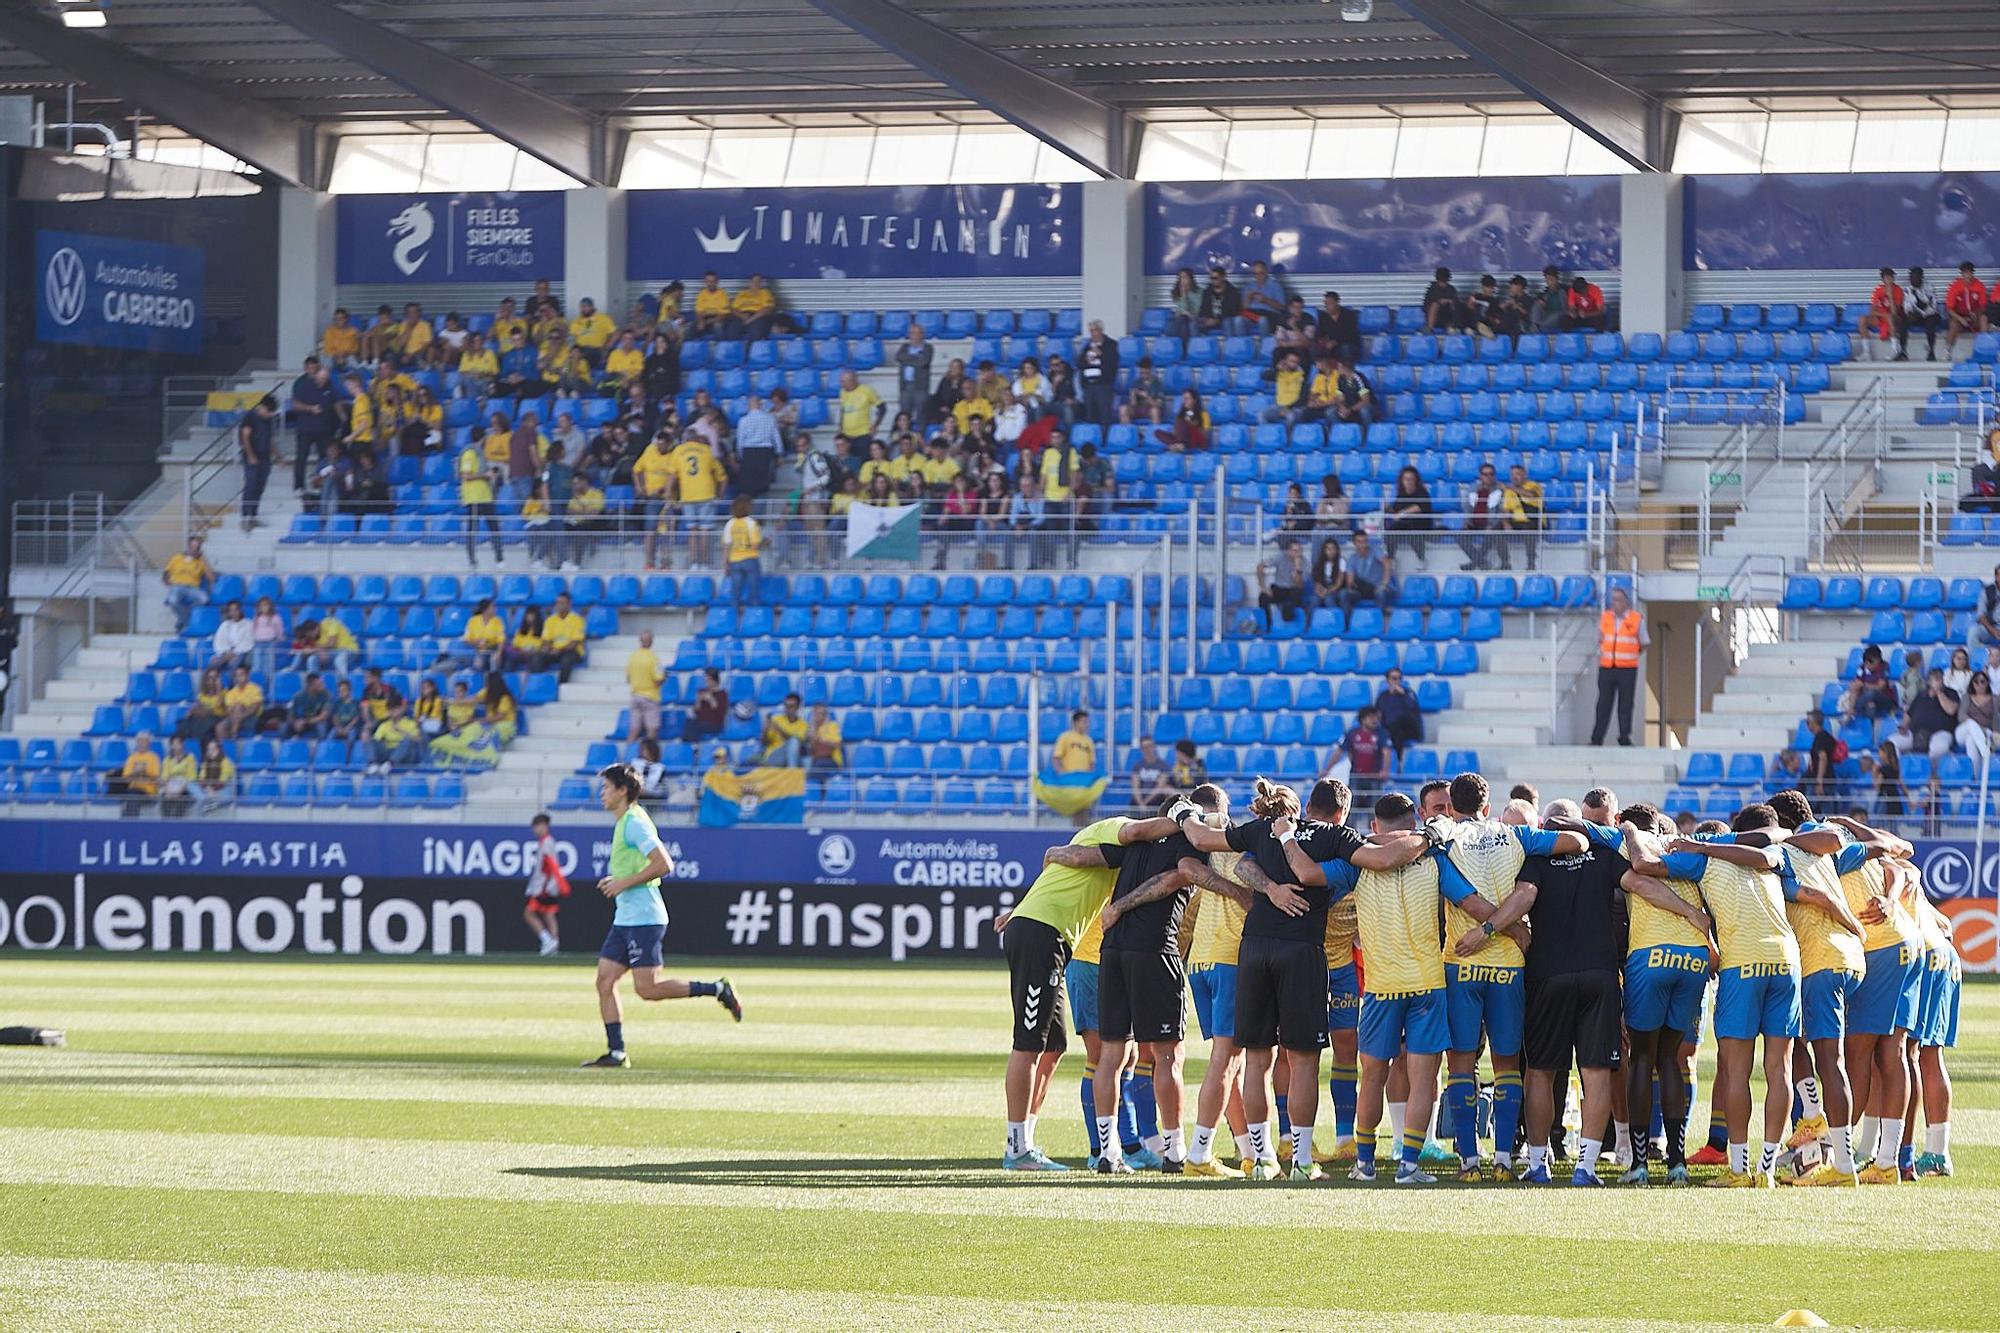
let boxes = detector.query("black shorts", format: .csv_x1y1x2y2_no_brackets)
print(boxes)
1003,916,1070,1054
1099,947,1186,1044
1525,969,1622,1072
1235,935,1330,1053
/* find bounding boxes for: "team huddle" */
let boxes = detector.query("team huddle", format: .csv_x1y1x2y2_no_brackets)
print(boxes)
996,772,1963,1187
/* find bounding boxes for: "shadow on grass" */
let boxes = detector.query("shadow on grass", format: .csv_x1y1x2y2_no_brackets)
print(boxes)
505,1159,1095,1190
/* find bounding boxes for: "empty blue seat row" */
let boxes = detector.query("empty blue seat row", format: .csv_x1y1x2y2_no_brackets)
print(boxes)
1685,303,1829,333
1779,574,1972,613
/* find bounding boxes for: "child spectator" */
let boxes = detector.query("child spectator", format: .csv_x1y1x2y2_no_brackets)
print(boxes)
1946,262,1990,352
1899,266,1942,361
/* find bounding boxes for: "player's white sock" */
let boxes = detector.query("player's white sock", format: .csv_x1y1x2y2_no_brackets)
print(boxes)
1494,1150,1512,1172
1831,1124,1857,1174
1189,1125,1215,1165
1095,1115,1120,1161
1757,1141,1780,1178
1527,1143,1549,1172
1233,1131,1254,1162
1578,1138,1603,1175
1023,1114,1038,1149
536,930,552,946
1247,1122,1272,1162
1387,1103,1407,1153
1728,1142,1750,1176
1162,1128,1185,1163
1874,1118,1903,1168
1926,1123,1951,1157
1795,1076,1824,1123
1143,1132,1166,1156
1006,1121,1028,1157
1291,1124,1314,1167
1855,1114,1879,1159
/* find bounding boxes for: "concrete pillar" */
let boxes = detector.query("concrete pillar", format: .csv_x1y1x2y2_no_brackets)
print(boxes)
563,188,626,316
1081,179,1144,337
1619,173,1684,337
274,186,335,370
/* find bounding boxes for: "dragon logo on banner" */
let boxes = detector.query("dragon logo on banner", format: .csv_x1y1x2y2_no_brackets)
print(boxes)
388,201,435,276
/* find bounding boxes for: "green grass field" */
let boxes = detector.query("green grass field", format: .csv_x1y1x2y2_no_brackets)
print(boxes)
0,956,1993,1331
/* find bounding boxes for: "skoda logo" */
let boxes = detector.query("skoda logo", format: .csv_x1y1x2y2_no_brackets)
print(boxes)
817,834,856,876
44,247,86,327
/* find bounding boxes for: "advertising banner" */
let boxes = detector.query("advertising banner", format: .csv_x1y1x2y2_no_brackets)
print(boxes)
625,184,1078,281
35,228,204,354
1685,172,2000,270
1145,177,1622,277
335,192,565,284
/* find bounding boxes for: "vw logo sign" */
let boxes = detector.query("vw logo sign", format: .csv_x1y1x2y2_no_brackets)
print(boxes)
1922,845,1977,897
44,247,86,327
817,834,856,877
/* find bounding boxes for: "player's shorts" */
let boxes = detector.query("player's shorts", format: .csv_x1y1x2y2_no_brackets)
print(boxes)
1851,943,1923,1036
1714,964,1801,1040
1065,959,1100,1034
599,923,666,970
1525,968,1622,1071
1918,957,1962,1048
528,894,563,914
1800,968,1863,1043
1359,987,1449,1062
1622,945,1709,1035
1190,963,1237,1042
1002,916,1070,1054
1445,962,1525,1057
1235,935,1330,1053
1100,947,1187,1044
1326,961,1360,1033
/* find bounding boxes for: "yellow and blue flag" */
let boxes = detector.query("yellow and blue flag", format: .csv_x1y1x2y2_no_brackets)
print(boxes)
699,763,807,827
1032,768,1109,817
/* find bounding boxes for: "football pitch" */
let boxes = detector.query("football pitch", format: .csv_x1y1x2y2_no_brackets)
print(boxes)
0,956,1994,1332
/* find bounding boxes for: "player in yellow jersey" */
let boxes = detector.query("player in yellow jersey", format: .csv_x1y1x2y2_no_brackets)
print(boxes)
1177,819,1259,1177
996,809,1185,1170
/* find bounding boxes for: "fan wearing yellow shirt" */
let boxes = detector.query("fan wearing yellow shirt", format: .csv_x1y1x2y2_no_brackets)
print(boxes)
344,375,375,449
568,299,616,364
541,592,587,683
1263,350,1307,425
161,536,215,633
662,435,726,568
538,331,590,394
462,598,506,673
723,496,764,611
602,334,644,387
760,692,807,767
321,308,361,367
394,303,433,359
489,297,527,350
732,274,777,339
693,272,732,338
952,381,995,434
457,436,503,568
313,615,358,677
997,808,1188,1170
220,665,264,740
882,435,923,494
624,629,665,743
917,439,960,494
458,333,498,387
837,369,884,444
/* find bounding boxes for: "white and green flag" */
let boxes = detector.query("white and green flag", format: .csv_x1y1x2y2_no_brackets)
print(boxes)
845,501,921,561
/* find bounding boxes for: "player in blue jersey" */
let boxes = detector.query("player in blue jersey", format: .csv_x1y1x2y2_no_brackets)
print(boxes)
582,764,740,1068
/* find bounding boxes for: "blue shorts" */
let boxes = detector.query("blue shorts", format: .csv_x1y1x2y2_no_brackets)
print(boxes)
599,924,666,970
1919,958,1962,1048
678,499,721,527
1065,958,1100,1034
1445,963,1525,1057
1327,962,1360,1033
1359,988,1449,1062
1190,963,1237,1042
1851,943,1924,1036
1622,946,1709,1035
1714,965,1800,1040
1800,968,1862,1042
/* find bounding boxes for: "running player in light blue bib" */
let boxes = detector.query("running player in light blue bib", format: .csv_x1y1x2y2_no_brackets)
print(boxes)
583,762,742,1068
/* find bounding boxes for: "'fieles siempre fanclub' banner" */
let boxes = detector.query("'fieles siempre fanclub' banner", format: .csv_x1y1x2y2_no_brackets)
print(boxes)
336,192,566,284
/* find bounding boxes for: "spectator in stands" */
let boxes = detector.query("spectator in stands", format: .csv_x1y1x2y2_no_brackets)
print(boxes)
1533,266,1568,332
1772,747,1806,790
1327,706,1389,811
195,739,236,813
238,394,278,533
358,305,396,363
1129,736,1171,811
412,676,447,744
1461,275,1502,336
1963,671,1995,763
837,368,885,449
1333,529,1387,614
1278,482,1313,549
1075,320,1118,426
1040,433,1082,565
1872,741,1906,821
313,613,357,679
482,675,520,745
393,303,432,362
1565,275,1607,332
807,703,843,774
210,600,254,674
106,730,160,818
1314,474,1351,536
1802,709,1838,803
762,693,808,767
457,332,497,398
289,358,337,497
626,737,668,799
549,411,586,462
320,307,360,368
1273,296,1316,364
894,321,933,424
732,395,782,502
1044,353,1079,428
542,592,587,683
682,666,727,745
1121,356,1166,427
367,705,425,776
1898,648,1928,710
1006,473,1049,569
1501,463,1545,570
289,672,331,739
1053,709,1098,823
251,597,285,681
1383,466,1433,564
633,330,677,404
1842,643,1895,718
1967,436,2000,513
622,629,664,743
498,330,544,399
1978,563,2000,645
1197,266,1246,337
993,389,1030,452
314,439,352,519
1314,291,1362,366
1155,389,1211,452
1256,544,1308,630
456,429,503,570
1860,267,1902,348
154,735,194,819
1305,536,1344,616
359,666,400,729
1166,267,1201,342
1422,267,1461,332
791,431,836,565
927,357,968,426
1242,260,1288,330
1012,357,1050,416
1947,262,1990,352
1900,267,1943,361
220,664,263,741
506,607,546,672
1490,275,1531,341
1170,738,1205,788
1459,463,1506,571
161,536,214,633
1893,669,1960,762
734,273,780,339
323,677,361,745
1262,350,1307,426
975,472,1011,565
174,669,225,747
1320,357,1374,436
352,448,391,518
690,272,730,338
568,298,615,368
436,313,468,366
722,496,764,613
1375,667,1424,757
538,329,591,398
1590,585,1645,747
508,413,548,508
1945,646,1974,698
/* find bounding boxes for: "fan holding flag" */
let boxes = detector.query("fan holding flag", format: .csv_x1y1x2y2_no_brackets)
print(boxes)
1033,709,1108,826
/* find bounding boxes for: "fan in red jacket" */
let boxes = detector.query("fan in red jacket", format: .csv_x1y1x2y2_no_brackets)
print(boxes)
1947,261,1990,352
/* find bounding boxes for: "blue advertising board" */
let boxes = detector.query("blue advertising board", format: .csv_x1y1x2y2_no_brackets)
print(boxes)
1146,177,1622,277
35,228,204,355
336,192,566,284
626,184,1079,281
1686,172,2000,270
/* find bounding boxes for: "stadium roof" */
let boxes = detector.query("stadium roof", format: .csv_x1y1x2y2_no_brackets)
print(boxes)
2,0,1998,186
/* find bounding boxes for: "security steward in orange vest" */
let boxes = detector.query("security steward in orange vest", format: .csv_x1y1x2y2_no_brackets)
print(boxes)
1590,585,1647,747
